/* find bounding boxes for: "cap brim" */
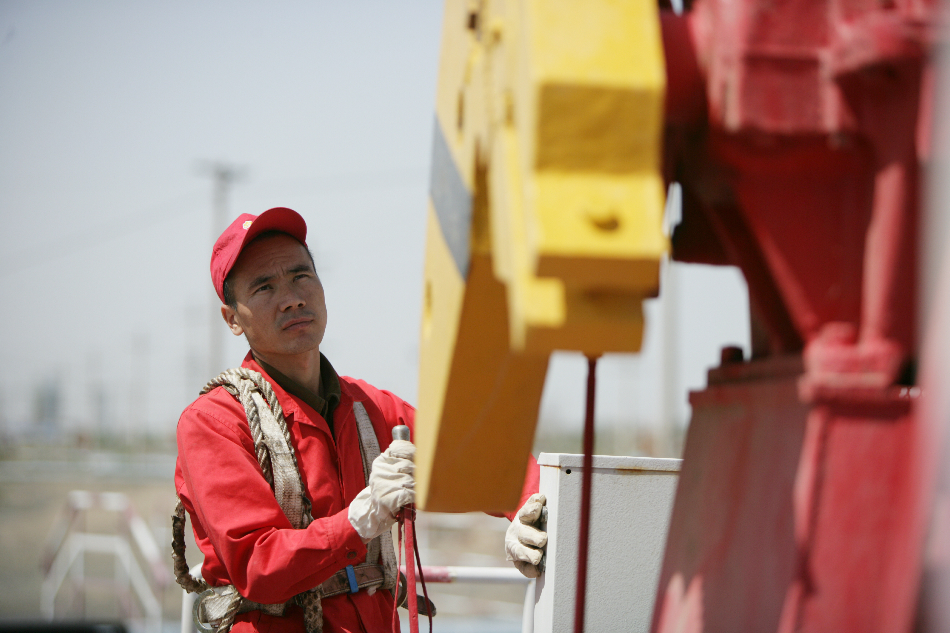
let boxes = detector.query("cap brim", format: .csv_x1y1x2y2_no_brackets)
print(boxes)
239,207,308,251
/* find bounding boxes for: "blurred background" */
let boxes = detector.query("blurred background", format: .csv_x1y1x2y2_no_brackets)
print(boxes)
0,2,750,630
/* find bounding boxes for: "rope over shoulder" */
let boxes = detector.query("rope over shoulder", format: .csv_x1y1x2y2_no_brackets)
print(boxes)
202,368,313,525
173,368,319,633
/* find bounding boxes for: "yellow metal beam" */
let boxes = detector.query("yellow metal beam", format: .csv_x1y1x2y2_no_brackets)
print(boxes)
416,0,667,513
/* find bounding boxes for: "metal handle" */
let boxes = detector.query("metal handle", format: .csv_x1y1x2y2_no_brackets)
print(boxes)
392,425,411,442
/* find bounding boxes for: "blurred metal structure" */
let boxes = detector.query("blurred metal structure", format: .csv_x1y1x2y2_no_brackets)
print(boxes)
416,0,668,513
407,566,537,633
654,0,935,627
40,491,169,633
418,0,943,631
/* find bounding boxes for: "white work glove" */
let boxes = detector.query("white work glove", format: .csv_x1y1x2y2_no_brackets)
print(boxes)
505,493,548,578
348,440,415,543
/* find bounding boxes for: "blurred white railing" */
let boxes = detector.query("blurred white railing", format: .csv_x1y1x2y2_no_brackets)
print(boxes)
181,565,536,633
40,490,169,633
403,566,536,633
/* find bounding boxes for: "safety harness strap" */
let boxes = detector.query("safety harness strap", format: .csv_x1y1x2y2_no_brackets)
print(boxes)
352,401,399,592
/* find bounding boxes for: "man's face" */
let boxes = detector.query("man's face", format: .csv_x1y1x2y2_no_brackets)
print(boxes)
221,233,327,360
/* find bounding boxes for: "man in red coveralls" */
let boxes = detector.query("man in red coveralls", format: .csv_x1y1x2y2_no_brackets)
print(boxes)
175,207,547,633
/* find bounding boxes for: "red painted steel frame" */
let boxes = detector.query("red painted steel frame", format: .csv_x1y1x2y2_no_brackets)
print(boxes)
915,234,950,630
652,0,938,629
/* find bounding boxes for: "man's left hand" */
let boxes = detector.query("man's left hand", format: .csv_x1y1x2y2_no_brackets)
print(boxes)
505,493,547,578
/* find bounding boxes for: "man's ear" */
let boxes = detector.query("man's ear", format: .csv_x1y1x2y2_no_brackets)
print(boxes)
221,304,244,336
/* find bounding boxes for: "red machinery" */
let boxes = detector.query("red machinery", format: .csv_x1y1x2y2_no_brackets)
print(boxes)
653,0,938,629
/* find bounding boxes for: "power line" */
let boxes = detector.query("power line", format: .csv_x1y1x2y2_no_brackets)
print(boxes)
0,188,205,276
0,166,427,277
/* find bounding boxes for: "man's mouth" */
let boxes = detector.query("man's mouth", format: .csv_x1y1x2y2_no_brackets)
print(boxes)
281,317,314,331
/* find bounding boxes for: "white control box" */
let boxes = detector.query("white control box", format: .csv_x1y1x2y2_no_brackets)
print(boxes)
532,453,681,633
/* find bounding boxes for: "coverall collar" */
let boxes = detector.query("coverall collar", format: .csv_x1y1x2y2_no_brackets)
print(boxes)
240,352,343,439
253,352,341,427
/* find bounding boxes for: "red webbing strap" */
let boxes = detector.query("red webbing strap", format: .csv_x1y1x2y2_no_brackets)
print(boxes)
392,522,403,633
412,521,433,633
404,507,419,633
392,506,429,633
573,355,598,633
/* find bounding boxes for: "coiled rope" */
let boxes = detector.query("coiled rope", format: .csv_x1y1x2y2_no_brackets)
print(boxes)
172,368,322,633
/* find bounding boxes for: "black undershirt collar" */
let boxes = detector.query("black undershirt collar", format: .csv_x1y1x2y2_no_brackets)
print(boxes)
255,353,341,435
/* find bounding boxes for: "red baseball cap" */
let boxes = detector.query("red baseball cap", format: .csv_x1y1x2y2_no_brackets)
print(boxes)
210,207,308,303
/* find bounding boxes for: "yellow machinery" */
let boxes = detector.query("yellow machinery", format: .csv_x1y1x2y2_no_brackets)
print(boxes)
415,0,668,513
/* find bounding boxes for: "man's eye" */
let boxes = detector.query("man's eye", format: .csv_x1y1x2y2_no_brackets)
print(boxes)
255,284,272,293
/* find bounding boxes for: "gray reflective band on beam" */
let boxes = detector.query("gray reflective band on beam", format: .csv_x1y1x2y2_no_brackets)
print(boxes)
429,117,472,279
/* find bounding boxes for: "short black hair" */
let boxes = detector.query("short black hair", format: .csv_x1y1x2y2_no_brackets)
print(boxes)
222,231,316,309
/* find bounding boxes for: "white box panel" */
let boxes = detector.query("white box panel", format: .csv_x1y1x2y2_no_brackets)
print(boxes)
533,453,680,633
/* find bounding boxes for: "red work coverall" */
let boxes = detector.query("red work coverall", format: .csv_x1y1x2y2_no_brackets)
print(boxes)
176,353,540,633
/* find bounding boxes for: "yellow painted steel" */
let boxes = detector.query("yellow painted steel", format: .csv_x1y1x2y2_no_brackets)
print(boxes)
415,0,667,512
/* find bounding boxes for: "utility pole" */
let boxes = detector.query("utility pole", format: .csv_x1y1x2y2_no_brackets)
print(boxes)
184,302,204,399
86,353,104,449
198,162,247,378
0,384,6,448
129,334,149,447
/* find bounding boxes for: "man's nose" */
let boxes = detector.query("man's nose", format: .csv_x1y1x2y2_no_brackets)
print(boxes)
278,285,306,311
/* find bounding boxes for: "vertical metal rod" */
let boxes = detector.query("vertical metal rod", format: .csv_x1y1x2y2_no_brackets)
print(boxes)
574,355,598,633
522,578,537,633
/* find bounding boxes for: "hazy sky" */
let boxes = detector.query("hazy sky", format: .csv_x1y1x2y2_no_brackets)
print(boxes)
0,1,750,452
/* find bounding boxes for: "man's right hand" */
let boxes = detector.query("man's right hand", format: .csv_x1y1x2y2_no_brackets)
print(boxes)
347,439,415,542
